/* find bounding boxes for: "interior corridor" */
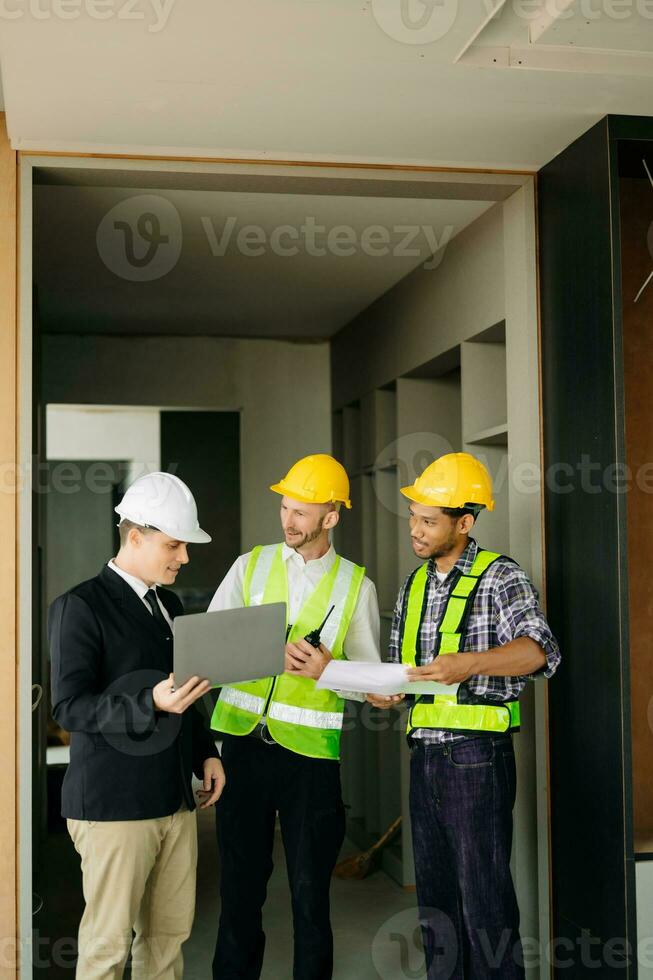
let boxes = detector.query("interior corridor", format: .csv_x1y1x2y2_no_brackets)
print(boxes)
28,158,546,979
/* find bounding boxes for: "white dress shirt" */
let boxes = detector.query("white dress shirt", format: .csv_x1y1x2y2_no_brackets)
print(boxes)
107,559,174,632
208,543,381,701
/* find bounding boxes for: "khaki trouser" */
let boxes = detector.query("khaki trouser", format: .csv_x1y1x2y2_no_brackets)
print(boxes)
67,805,197,980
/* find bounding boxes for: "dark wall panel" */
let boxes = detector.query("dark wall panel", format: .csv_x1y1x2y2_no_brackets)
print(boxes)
539,117,632,974
160,410,240,605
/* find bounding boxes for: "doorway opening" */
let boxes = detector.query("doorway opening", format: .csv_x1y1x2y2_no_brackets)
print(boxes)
20,155,546,977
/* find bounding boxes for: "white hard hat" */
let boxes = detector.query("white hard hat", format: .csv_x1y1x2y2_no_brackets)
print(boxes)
115,472,211,544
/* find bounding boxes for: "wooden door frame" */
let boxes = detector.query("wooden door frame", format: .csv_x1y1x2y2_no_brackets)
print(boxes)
0,111,18,980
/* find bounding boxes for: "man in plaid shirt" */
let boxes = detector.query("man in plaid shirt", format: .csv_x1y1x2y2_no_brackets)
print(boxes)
367,453,560,980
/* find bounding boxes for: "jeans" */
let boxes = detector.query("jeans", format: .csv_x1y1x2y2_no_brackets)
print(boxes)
409,735,525,979
212,734,346,980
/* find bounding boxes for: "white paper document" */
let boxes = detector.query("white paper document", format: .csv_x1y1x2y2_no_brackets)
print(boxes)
317,660,459,697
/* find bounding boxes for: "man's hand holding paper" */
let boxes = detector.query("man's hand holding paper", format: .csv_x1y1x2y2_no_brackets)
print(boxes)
406,653,476,686
316,660,461,698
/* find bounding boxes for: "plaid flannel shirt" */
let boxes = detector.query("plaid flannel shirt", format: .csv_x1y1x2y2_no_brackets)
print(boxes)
388,537,561,744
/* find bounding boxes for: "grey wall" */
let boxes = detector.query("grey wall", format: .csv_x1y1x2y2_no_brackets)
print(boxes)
331,203,504,408
41,335,332,551
45,459,123,605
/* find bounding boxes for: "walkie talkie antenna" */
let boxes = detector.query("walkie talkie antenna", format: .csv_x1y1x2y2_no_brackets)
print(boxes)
317,605,335,633
304,604,336,648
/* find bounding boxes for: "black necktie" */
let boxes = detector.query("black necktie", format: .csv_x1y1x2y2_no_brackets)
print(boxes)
144,589,173,641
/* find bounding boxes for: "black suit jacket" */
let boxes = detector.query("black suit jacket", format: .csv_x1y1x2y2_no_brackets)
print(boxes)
48,564,218,821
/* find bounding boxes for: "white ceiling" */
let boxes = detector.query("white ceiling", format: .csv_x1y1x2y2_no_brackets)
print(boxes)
33,183,494,337
456,0,653,74
2,1,653,169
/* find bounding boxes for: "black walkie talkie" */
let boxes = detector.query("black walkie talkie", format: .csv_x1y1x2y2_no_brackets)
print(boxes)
304,605,335,648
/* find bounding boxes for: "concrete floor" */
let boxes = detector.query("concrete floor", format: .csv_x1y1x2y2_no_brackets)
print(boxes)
37,804,420,978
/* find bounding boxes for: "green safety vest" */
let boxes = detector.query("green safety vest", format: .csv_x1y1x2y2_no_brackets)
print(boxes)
400,549,521,736
210,543,365,760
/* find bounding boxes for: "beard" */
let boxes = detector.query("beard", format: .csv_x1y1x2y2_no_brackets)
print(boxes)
427,526,459,560
285,522,324,549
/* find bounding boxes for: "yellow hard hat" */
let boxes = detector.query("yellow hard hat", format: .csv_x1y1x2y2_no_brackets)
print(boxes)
270,454,352,509
400,452,495,512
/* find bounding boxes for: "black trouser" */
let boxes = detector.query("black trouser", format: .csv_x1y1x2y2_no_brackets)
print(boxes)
212,733,346,980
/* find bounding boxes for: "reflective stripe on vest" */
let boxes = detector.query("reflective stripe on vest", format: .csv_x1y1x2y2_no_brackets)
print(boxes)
211,544,365,759
409,695,521,735
267,702,344,731
401,549,521,735
244,544,287,607
218,686,267,717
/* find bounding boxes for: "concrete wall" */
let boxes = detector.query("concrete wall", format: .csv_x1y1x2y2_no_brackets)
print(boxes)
41,335,331,551
331,202,504,408
45,460,122,606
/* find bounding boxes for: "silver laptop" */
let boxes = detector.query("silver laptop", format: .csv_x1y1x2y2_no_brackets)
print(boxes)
173,602,287,687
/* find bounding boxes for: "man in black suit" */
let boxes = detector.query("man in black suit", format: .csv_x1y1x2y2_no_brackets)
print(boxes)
49,471,225,980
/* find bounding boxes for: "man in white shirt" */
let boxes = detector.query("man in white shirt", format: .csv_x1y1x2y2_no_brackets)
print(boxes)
208,453,380,980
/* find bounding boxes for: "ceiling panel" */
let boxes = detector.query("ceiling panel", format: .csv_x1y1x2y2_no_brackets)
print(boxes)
2,2,653,169
33,183,494,338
